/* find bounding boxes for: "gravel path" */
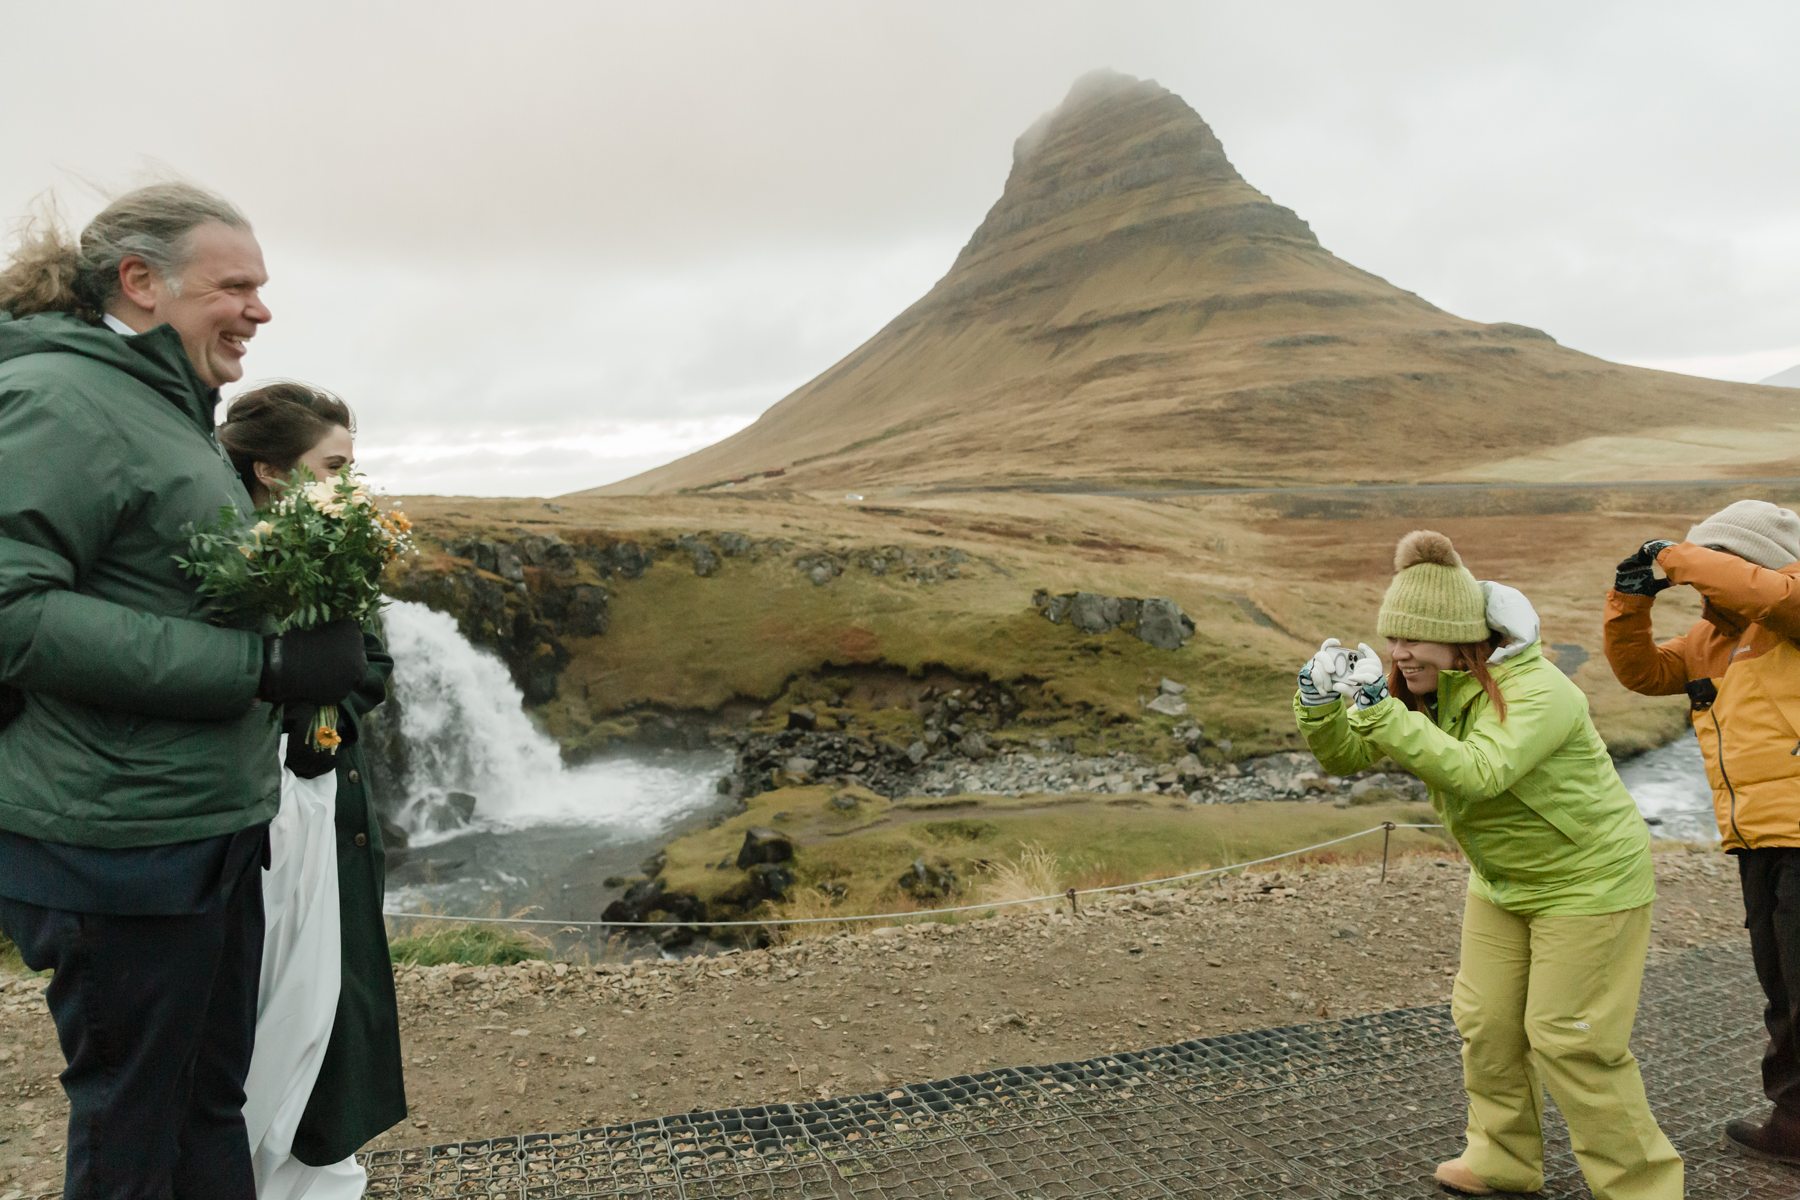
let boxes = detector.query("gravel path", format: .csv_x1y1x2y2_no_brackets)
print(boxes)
0,848,1748,1197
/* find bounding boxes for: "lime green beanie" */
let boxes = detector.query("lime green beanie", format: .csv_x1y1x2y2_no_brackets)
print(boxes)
1376,530,1489,643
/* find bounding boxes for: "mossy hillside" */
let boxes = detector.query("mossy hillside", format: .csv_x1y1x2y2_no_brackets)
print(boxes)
395,491,1716,764
661,782,1455,924
510,532,1308,759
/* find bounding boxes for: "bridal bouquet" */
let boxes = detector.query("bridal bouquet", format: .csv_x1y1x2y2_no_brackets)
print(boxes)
177,470,413,753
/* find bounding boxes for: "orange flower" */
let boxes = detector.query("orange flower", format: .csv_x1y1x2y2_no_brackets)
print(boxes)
312,726,343,751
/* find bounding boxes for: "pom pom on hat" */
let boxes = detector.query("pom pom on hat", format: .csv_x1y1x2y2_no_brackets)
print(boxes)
1394,530,1463,572
1377,530,1489,644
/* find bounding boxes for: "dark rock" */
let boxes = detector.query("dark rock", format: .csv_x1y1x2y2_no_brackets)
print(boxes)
601,878,664,924
692,543,719,576
737,826,795,869
648,892,705,923
563,584,609,637
717,531,754,556
492,543,525,583
446,791,478,823
787,707,817,731
1068,592,1115,634
830,791,859,810
1135,598,1195,650
898,857,958,899
958,731,989,759
747,862,794,901
577,540,652,580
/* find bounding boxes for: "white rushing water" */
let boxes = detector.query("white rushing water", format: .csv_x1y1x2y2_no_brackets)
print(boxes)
1616,733,1720,842
381,600,729,848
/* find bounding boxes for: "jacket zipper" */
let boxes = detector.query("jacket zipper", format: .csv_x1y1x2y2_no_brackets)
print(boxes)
1711,708,1744,847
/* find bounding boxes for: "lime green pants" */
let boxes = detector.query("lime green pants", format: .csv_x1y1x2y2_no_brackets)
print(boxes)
1452,894,1682,1199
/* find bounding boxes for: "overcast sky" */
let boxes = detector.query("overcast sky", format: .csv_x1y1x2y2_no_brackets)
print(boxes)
4,2,1796,496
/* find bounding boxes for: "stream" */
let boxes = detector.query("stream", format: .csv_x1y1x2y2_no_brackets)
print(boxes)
1616,733,1720,843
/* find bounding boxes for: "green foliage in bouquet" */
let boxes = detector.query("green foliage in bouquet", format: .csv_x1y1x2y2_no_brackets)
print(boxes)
176,469,414,633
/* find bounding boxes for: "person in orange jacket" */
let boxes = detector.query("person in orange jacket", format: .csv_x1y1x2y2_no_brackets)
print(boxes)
1604,498,1800,1164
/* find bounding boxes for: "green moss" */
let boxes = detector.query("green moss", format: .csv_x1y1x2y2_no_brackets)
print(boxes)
661,782,1455,928
387,923,546,966
535,547,1310,759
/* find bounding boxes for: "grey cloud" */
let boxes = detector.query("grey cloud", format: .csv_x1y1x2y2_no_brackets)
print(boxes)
3,1,1798,492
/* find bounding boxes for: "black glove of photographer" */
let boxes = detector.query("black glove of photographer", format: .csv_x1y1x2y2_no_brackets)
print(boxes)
281,702,358,779
1614,540,1677,597
261,618,367,705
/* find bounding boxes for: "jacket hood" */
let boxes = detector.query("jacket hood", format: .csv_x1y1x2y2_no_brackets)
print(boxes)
0,311,217,434
1479,580,1540,664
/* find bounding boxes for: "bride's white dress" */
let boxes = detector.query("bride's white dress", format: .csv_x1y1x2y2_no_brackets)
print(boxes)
242,737,368,1199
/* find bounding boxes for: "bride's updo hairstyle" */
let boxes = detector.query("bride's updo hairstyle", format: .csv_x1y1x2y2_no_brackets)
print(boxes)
217,382,355,500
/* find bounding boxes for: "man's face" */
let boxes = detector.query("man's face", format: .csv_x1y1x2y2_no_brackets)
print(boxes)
137,223,272,388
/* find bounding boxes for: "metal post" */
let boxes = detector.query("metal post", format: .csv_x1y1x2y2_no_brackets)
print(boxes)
1381,821,1396,884
1066,887,1081,917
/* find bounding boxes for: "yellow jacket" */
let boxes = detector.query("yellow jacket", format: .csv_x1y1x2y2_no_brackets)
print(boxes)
1604,543,1800,851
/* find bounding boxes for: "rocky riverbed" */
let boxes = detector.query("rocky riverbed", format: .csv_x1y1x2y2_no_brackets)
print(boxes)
727,721,1429,810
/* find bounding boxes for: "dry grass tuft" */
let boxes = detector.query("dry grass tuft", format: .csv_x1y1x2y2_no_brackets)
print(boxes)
765,886,871,945
978,841,1067,914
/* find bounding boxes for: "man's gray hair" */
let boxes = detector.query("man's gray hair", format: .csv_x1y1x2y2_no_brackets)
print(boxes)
0,182,251,321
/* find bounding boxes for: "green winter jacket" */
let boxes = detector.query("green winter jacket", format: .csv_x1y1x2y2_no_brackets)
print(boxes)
0,312,278,848
1294,643,1653,916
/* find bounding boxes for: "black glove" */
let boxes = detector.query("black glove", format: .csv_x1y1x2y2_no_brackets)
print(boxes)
261,618,367,705
281,702,356,779
1614,540,1676,597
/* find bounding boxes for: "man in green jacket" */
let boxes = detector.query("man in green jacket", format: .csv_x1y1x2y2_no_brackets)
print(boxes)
0,183,367,1200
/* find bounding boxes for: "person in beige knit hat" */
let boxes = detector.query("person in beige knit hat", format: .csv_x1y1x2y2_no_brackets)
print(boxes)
1298,531,1680,1199
1605,498,1800,1163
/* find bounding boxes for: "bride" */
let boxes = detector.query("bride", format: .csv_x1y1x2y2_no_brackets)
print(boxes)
219,383,409,1198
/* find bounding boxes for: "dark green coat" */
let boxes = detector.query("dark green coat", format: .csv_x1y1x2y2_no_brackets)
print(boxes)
294,631,408,1163
0,312,277,846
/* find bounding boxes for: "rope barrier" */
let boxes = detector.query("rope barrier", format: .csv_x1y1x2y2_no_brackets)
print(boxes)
381,821,1450,930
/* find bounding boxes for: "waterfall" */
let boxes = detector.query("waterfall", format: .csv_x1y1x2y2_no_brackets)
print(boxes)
379,600,729,846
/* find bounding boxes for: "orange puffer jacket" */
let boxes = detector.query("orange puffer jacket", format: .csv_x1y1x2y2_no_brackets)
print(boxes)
1604,543,1800,851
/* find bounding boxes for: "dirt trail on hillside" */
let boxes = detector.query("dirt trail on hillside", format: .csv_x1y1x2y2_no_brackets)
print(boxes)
0,849,1749,1196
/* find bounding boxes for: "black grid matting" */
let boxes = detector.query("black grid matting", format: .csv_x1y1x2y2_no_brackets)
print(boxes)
361,946,1796,1198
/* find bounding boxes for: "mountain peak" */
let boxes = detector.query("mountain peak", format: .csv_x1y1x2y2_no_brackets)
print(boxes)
589,72,1789,497
960,69,1307,268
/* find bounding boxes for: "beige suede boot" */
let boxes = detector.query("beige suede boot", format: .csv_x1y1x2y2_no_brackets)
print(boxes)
1433,1159,1495,1196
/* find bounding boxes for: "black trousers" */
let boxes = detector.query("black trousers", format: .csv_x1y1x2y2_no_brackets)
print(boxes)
0,860,265,1200
1739,846,1800,1113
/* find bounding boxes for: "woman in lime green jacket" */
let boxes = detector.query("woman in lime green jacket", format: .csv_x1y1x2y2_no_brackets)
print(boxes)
1294,530,1679,1200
